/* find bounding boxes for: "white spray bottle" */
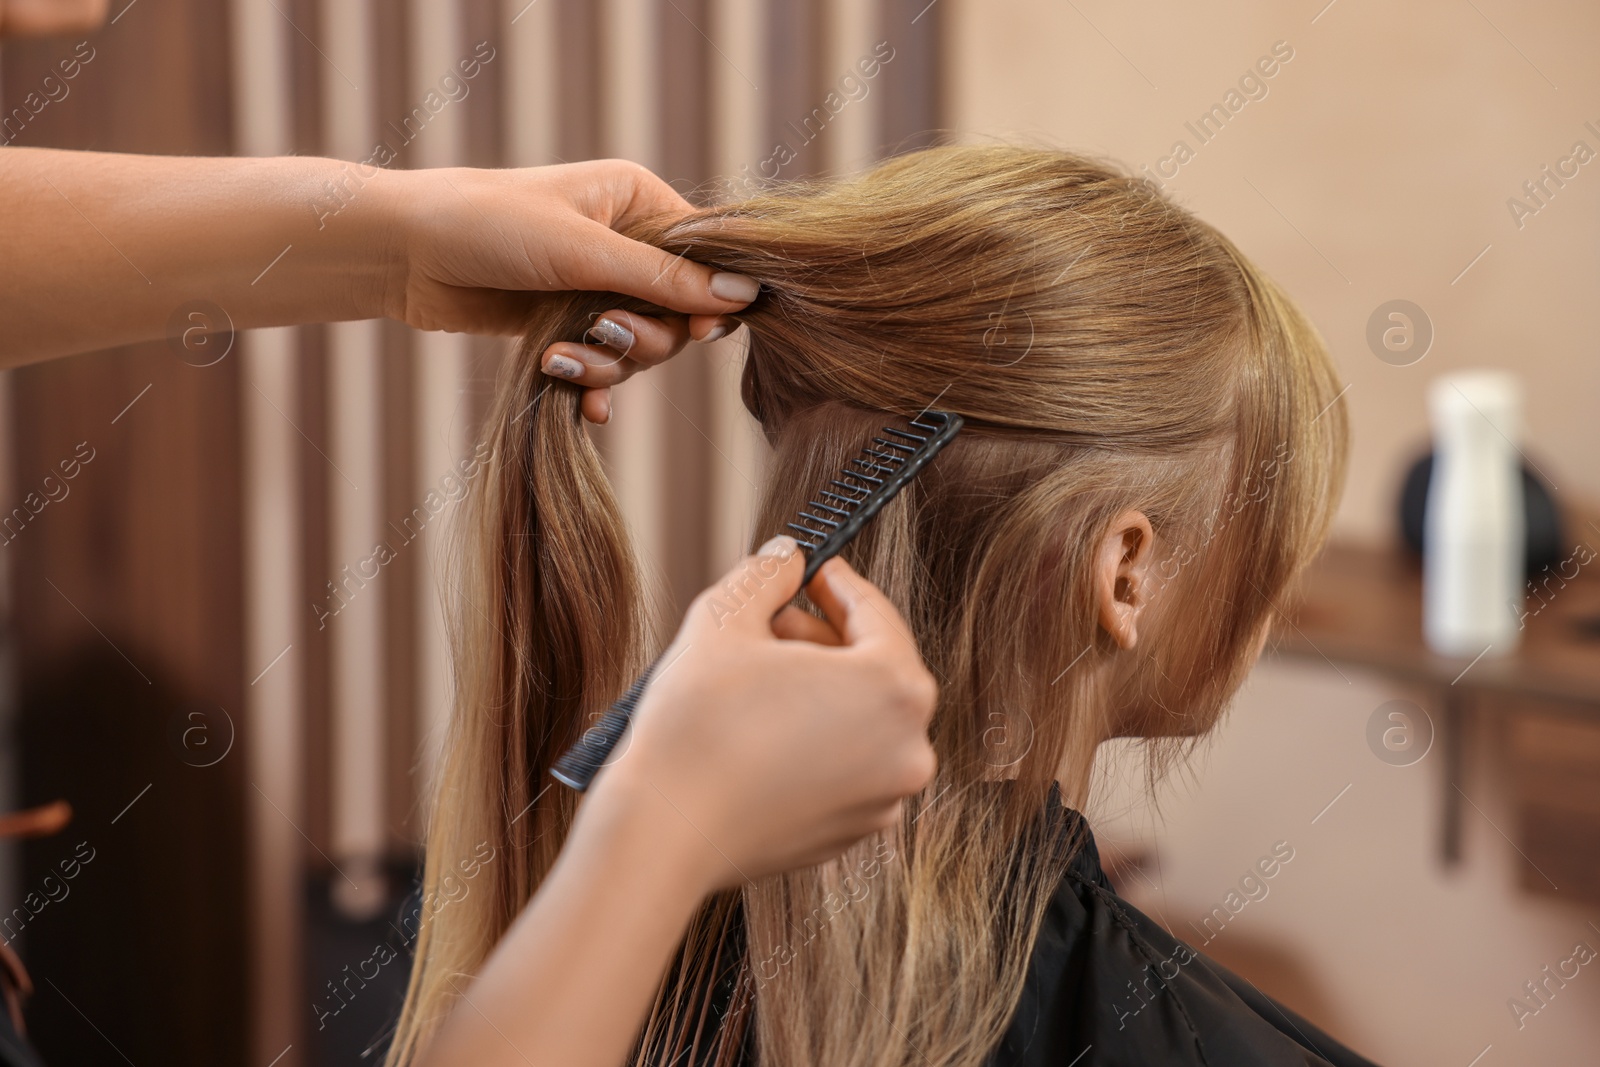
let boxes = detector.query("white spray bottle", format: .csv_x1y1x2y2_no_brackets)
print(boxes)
1423,370,1525,657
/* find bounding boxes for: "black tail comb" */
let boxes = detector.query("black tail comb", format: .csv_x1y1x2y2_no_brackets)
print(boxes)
786,410,963,587
550,409,964,792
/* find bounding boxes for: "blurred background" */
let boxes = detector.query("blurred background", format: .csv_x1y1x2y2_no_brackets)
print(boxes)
0,0,1597,1064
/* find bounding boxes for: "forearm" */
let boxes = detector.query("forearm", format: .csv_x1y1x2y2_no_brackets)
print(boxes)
0,148,398,364
416,777,714,1067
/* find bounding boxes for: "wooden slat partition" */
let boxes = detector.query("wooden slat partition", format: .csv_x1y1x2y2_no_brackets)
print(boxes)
2,2,248,1063
0,2,946,1063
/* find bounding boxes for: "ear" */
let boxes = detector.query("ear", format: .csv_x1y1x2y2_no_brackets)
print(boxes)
1094,509,1155,650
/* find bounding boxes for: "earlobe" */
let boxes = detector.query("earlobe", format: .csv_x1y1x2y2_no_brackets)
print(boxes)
1095,510,1155,649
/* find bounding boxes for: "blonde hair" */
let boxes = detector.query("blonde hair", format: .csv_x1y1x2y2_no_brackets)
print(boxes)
386,145,1348,1067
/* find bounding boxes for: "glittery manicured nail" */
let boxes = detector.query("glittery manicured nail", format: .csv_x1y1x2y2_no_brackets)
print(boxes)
586,317,635,353
700,324,729,344
710,272,759,303
543,354,584,379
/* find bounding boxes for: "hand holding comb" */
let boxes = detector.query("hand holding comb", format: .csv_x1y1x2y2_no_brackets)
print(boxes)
549,410,963,792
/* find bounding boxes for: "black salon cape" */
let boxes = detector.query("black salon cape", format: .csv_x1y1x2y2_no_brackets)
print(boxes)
0,1010,42,1067
989,799,1381,1067
702,788,1381,1067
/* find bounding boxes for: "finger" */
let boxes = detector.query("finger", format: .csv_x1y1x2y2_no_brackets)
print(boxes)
771,605,844,646
690,536,805,635
690,314,741,345
560,217,760,317
803,557,918,651
540,342,637,388
581,388,612,425
584,310,691,368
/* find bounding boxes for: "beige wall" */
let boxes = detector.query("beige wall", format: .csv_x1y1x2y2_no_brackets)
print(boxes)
949,0,1599,541
948,1,1600,1063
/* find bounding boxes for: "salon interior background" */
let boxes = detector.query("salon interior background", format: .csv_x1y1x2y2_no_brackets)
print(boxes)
2,0,1599,1065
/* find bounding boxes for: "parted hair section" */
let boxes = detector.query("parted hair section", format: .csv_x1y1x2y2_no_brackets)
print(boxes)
385,145,1349,1067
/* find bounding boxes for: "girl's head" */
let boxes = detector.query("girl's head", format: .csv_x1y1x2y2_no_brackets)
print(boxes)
388,145,1347,1067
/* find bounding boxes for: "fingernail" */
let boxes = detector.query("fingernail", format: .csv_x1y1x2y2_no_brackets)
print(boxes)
710,271,759,303
700,323,729,344
585,317,635,353
543,354,584,379
757,534,797,560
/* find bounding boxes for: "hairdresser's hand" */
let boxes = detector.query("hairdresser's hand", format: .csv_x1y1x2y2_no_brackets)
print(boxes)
2,150,752,368
578,536,939,891
419,545,933,1067
388,159,754,421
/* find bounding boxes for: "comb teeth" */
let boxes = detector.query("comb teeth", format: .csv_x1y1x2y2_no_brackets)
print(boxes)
790,410,964,585
785,426,919,549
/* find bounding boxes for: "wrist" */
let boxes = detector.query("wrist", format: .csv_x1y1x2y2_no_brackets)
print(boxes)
567,767,724,906
307,155,409,323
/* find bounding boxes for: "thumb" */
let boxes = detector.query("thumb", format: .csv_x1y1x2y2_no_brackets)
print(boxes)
562,217,760,316
690,536,807,635
803,557,918,652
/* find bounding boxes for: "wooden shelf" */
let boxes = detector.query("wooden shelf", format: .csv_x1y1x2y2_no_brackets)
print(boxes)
1270,538,1600,882
1277,541,1600,711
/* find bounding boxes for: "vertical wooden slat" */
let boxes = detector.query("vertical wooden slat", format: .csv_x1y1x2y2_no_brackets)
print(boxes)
321,0,390,921
408,0,472,795
878,0,944,154
505,0,560,168
659,0,711,189
287,0,325,155
372,3,416,172
455,0,511,688
284,0,334,885
0,318,12,934
298,323,334,861
764,0,827,180
0,5,11,978
373,2,419,851
243,327,307,1066
598,0,670,621
706,0,768,574
555,0,602,162
458,0,511,544
656,0,717,612
461,0,506,170
380,319,420,844
821,0,878,175
231,0,304,1059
